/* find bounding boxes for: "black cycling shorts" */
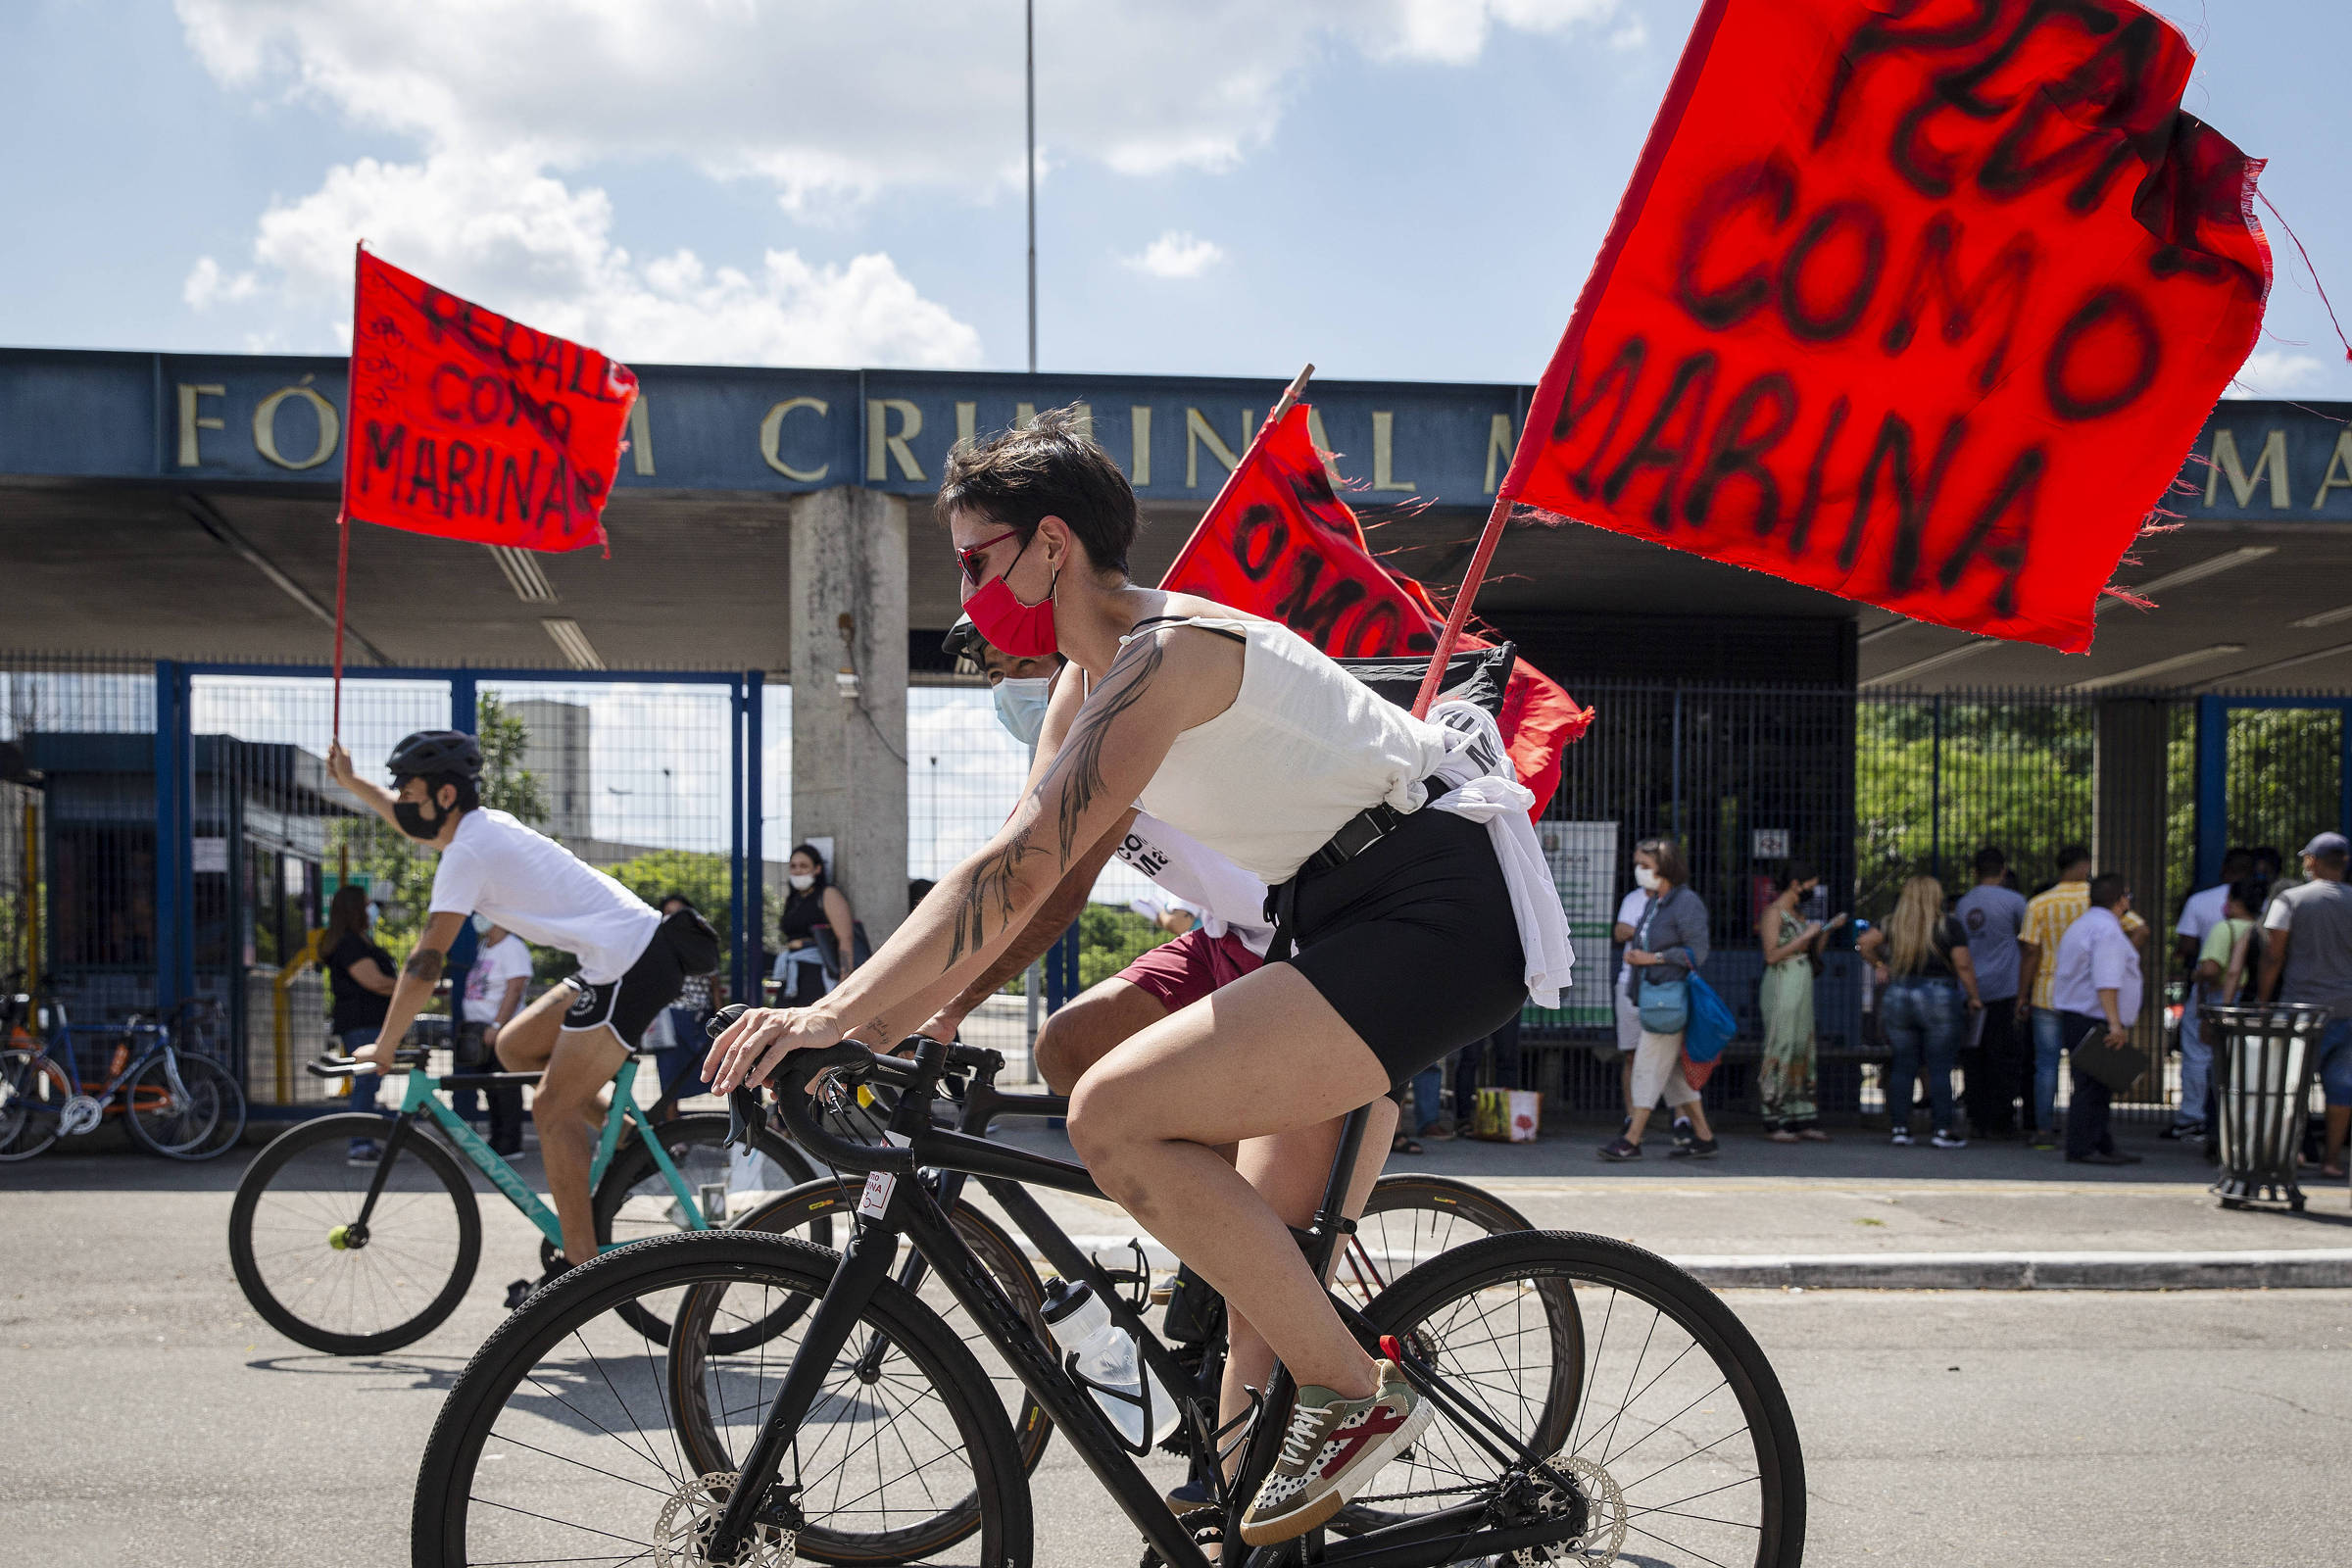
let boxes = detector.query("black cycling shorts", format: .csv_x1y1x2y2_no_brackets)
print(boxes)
1284,807,1528,1091
561,910,703,1050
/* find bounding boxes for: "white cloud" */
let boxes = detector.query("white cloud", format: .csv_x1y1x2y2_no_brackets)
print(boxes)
1369,0,1624,66
182,255,259,310
1123,231,1226,281
194,149,982,367
2233,348,2331,397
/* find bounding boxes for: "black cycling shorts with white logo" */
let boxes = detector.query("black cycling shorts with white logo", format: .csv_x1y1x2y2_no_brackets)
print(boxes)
560,915,693,1049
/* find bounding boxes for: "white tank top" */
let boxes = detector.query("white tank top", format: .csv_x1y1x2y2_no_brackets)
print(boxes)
1125,616,1454,885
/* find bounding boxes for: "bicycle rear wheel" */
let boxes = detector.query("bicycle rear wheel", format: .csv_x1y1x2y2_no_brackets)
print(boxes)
413,1229,1032,1568
125,1051,246,1159
1336,1172,1532,1308
228,1113,482,1354
0,1049,71,1160
1351,1229,1805,1566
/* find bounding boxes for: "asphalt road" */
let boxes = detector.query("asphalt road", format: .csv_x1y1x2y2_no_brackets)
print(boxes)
5,1153,2349,1566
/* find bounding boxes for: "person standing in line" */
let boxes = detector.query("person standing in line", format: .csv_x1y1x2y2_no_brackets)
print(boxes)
655,893,723,1112
1860,875,1980,1148
1606,877,1649,1131
2018,845,2147,1151
1755,864,1843,1142
1599,838,1717,1160
2169,847,2256,1142
2051,873,2145,1166
772,844,858,1007
459,922,533,1155
2194,881,2266,1010
320,885,398,1166
1955,847,2030,1140
2258,832,2352,1181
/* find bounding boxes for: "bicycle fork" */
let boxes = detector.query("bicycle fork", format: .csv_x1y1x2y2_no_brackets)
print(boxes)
337,1110,427,1248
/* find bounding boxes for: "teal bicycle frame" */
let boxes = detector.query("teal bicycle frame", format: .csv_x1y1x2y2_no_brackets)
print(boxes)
386,1056,708,1252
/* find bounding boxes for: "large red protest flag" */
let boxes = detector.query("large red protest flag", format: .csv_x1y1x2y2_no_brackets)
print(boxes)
1497,0,2270,654
341,248,638,554
1160,403,1591,815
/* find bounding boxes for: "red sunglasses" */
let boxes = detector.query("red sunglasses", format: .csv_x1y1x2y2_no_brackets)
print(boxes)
956,525,1024,586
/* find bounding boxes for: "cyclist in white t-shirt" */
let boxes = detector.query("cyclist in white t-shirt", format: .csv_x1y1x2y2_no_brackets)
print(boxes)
327,731,720,1268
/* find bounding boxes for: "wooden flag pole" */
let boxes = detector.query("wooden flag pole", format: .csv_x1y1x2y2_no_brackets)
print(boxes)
1155,364,1313,583
1408,492,1510,719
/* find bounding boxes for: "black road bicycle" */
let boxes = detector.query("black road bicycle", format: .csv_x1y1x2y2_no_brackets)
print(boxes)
413,1033,1806,1567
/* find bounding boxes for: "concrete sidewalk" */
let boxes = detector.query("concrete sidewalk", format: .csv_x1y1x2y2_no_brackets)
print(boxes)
985,1114,2352,1290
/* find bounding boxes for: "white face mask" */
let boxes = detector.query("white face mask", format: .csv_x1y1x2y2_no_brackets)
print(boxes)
991,676,1054,750
788,872,816,892
1634,865,1660,892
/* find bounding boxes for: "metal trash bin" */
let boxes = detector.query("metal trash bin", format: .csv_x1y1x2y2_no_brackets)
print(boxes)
2200,1004,2328,1212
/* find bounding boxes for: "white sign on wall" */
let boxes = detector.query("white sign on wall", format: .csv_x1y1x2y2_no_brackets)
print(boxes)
191,837,229,874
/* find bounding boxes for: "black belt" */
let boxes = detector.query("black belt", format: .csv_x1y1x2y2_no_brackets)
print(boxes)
1263,774,1445,962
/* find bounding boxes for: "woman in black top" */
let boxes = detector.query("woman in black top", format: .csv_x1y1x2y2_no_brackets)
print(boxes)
1858,875,1983,1149
772,845,857,1008
321,885,397,1161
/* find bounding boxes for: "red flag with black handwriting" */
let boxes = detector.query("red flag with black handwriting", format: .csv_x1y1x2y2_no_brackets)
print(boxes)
1161,404,1591,815
341,248,638,553
1500,0,2271,654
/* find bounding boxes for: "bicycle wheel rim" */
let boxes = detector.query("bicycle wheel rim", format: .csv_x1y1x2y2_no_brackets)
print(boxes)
1356,1231,1802,1568
417,1232,1028,1568
229,1117,479,1354
1336,1174,1532,1308
595,1119,812,1348
0,1050,70,1159
129,1054,244,1158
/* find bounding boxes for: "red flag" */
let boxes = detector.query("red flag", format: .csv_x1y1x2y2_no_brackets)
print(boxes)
341,248,638,554
1499,0,2271,654
1161,404,1591,815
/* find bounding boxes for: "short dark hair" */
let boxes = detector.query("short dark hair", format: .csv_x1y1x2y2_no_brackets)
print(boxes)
1772,861,1818,896
937,406,1140,577
660,892,693,912
2221,847,2257,878
1637,837,1689,887
2228,878,2269,914
1974,846,2006,878
2088,872,2129,908
2057,844,2092,875
403,770,479,813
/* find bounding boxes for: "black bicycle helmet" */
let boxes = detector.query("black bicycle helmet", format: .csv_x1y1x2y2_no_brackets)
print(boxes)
941,614,986,671
386,729,483,781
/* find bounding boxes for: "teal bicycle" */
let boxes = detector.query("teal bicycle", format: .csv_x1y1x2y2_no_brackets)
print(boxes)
227,1048,815,1354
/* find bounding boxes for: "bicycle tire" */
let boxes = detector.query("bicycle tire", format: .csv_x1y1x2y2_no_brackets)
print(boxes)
1354,1229,1806,1567
0,1049,72,1161
583,1113,817,1345
711,1178,1055,1476
124,1052,247,1160
413,1229,1033,1568
1339,1171,1532,1306
229,1114,482,1355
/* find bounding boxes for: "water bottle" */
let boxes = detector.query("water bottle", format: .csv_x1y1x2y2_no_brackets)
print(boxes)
1040,1277,1179,1451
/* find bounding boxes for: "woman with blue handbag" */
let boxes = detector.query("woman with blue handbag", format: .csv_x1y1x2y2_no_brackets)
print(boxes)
1599,838,1719,1160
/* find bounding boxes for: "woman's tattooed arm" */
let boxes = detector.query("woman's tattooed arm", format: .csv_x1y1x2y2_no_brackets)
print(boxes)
945,829,1046,968
1037,631,1164,865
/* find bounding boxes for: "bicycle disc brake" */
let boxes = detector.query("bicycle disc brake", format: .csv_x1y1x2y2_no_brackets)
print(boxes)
58,1096,103,1138
1512,1452,1624,1566
652,1471,796,1567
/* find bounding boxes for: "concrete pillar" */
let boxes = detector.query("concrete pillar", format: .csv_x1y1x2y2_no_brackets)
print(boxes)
2093,698,2172,1065
789,485,909,944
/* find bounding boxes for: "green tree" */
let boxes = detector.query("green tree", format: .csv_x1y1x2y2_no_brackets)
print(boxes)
606,849,731,919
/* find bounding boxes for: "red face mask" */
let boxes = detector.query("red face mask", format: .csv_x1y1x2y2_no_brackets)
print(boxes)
962,529,1059,657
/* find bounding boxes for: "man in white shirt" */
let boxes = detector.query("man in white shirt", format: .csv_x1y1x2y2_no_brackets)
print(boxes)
327,730,719,1268
2050,873,2144,1166
459,924,535,1154
2169,847,2254,1140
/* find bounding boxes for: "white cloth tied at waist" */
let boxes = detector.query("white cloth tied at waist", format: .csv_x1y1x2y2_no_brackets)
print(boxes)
1417,699,1576,1009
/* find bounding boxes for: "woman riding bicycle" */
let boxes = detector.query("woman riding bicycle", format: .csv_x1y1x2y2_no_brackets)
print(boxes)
708,408,1566,1544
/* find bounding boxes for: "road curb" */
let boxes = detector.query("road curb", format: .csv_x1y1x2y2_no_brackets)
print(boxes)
1670,1249,2352,1291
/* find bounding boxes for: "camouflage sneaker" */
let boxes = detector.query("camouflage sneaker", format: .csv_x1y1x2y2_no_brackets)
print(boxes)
1240,1358,1430,1544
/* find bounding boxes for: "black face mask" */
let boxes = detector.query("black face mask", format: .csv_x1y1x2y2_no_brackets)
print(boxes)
393,799,443,843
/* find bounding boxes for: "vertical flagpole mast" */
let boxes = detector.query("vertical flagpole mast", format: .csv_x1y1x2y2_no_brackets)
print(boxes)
331,514,350,743
1408,495,1509,719
1025,0,1037,375
333,240,365,746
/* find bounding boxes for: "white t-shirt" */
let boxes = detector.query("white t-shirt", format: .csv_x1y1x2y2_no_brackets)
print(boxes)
462,932,535,1024
2176,883,2229,945
427,809,660,985
1615,888,1647,989
1116,812,1276,956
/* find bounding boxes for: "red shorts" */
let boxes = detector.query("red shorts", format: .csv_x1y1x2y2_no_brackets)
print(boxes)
1115,927,1263,1012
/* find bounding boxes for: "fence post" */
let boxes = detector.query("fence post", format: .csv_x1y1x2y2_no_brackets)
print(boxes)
1931,694,1944,884
2194,695,2227,889
1669,686,1685,842
151,661,194,1014
449,673,477,736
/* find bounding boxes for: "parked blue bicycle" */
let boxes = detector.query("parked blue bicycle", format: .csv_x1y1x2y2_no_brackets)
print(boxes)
0,986,245,1162
227,1049,816,1354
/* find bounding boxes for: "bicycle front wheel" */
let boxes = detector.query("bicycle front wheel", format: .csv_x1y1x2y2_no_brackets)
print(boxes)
414,1230,1033,1568
228,1114,482,1354
1354,1229,1805,1567
0,1049,72,1160
125,1051,247,1159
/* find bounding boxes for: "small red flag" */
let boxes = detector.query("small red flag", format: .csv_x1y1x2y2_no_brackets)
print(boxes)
1161,404,1591,815
341,247,638,554
1499,0,2271,654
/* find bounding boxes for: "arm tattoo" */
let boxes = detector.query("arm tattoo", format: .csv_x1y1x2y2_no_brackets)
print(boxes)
1037,632,1164,865
946,830,1046,969
403,947,446,984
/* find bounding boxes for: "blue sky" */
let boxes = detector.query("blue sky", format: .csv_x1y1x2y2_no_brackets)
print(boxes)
2,0,2344,398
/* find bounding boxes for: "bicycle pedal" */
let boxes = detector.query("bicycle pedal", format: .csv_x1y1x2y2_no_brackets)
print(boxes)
504,1278,535,1311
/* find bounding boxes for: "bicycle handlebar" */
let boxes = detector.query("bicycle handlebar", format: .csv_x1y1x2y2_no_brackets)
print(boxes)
707,1004,930,1176
308,1049,428,1079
